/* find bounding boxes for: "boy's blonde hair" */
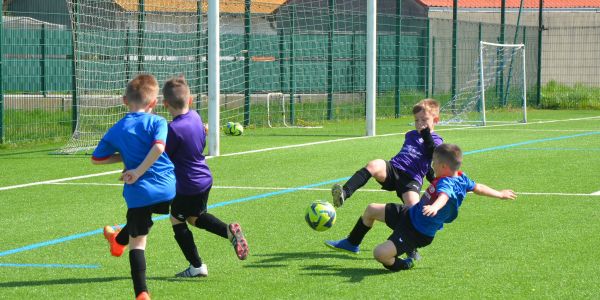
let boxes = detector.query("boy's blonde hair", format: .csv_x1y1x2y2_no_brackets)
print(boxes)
433,143,463,172
125,74,159,105
162,76,191,110
412,98,440,117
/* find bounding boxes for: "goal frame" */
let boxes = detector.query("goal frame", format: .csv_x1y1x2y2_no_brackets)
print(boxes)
479,41,527,126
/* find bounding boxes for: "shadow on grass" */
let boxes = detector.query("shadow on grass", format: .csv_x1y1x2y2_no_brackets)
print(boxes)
0,276,129,288
300,264,390,283
246,250,367,268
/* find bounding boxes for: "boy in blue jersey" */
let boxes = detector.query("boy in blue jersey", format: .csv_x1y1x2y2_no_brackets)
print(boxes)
162,76,249,278
326,144,516,271
329,99,443,259
92,74,175,300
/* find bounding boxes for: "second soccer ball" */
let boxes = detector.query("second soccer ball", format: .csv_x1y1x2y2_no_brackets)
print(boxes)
224,122,244,136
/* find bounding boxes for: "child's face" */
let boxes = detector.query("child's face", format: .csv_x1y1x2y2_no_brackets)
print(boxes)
414,110,438,132
431,157,450,177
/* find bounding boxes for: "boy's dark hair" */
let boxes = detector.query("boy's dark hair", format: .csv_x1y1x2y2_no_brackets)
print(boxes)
433,143,463,171
125,74,159,105
162,76,191,110
412,98,440,117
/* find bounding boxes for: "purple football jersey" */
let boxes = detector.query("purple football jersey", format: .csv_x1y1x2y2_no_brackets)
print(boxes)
389,130,443,185
165,110,213,195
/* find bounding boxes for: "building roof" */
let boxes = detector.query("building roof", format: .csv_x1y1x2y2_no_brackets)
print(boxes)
114,0,286,14
415,0,600,9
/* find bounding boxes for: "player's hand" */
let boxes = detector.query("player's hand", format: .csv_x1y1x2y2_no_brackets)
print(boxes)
419,126,430,135
499,189,517,200
204,123,208,134
422,205,438,217
122,169,141,184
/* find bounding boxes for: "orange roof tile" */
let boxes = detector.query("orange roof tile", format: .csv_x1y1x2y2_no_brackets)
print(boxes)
115,0,286,14
416,0,600,8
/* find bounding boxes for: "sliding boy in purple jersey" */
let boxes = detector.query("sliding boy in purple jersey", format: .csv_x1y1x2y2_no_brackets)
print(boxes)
326,144,516,271
329,99,443,258
93,74,175,300
162,76,248,278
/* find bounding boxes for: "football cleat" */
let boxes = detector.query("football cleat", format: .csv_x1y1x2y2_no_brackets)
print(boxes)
175,264,208,278
324,238,359,254
103,225,127,257
331,184,346,208
228,223,249,260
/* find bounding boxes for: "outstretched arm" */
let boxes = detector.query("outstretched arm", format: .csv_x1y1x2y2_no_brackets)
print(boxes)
122,143,165,184
473,183,516,200
422,193,449,217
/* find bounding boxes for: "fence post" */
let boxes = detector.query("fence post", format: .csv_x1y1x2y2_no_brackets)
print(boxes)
125,29,130,85
71,0,78,133
41,23,47,97
196,0,203,112
138,0,145,72
327,0,334,121
424,18,430,98
451,0,458,103
0,6,4,144
431,36,436,98
498,0,506,103
278,27,285,93
243,0,251,126
394,0,402,118
477,22,482,112
288,5,296,125
536,0,543,106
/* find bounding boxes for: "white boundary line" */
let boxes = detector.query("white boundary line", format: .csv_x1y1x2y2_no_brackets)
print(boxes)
1,115,599,192
46,182,600,197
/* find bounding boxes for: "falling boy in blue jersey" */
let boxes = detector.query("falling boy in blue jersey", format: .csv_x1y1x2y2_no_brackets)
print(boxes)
330,99,443,260
92,74,175,300
162,76,249,278
326,144,516,271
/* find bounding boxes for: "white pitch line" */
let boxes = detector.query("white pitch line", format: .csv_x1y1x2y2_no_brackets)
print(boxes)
45,182,600,197
2,115,600,192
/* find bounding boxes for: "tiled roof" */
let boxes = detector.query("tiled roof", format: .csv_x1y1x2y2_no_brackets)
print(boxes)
416,0,600,9
115,0,286,14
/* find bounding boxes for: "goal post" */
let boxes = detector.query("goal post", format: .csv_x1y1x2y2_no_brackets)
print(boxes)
439,41,527,126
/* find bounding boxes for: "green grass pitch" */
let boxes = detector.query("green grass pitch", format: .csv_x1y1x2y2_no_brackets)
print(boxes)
1,109,599,299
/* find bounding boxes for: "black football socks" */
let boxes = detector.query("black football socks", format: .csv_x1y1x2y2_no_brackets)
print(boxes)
343,167,372,199
347,216,371,246
383,257,413,272
195,212,228,239
173,223,202,268
129,249,148,296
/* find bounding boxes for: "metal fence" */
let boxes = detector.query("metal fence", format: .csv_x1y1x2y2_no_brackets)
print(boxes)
0,3,599,144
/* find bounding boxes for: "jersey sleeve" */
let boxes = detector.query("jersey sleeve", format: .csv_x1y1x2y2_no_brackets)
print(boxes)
153,117,168,145
464,175,476,192
165,123,180,158
91,134,116,161
436,178,456,200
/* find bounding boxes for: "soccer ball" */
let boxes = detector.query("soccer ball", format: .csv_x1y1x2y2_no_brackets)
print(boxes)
224,122,244,136
304,200,336,232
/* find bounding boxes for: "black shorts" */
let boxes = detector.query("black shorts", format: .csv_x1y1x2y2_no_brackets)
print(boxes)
126,201,171,238
385,203,433,255
380,161,422,198
170,188,211,222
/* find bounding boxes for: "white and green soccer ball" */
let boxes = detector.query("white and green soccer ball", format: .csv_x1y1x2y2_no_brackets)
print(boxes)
305,200,336,232
224,121,244,136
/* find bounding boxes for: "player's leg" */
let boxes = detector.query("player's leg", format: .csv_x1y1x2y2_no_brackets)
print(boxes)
126,206,153,299
170,195,207,277
325,203,386,254
401,190,421,209
332,159,387,207
374,240,414,271
188,189,249,260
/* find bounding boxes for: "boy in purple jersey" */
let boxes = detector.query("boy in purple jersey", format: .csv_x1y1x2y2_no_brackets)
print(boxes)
162,76,249,278
330,99,442,259
332,99,442,209
326,144,516,271
93,74,175,300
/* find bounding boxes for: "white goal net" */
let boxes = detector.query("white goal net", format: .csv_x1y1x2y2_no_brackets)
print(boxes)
439,41,527,126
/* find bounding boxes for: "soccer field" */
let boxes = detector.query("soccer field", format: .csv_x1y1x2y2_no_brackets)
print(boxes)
1,109,599,299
